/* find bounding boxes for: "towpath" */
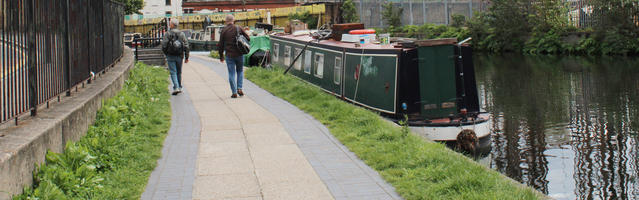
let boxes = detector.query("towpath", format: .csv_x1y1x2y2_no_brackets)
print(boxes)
141,54,402,200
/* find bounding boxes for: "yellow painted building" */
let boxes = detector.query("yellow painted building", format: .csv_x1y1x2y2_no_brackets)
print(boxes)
124,4,326,34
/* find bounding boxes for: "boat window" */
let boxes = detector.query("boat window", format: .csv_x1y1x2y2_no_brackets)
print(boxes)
294,48,302,70
272,43,279,62
284,46,291,66
314,53,324,78
334,57,342,85
304,51,312,74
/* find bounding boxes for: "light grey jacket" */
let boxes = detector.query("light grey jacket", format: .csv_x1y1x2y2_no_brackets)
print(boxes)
161,29,190,59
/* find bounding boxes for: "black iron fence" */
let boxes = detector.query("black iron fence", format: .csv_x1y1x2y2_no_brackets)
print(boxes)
1,0,124,125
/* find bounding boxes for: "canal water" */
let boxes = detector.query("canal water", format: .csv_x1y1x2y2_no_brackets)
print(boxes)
474,54,639,200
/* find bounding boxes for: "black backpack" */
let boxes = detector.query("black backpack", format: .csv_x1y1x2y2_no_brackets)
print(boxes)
165,32,183,56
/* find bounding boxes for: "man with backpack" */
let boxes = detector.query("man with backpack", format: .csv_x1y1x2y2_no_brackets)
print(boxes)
218,14,250,98
162,19,190,95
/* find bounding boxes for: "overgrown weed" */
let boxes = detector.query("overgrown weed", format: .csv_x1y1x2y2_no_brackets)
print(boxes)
15,63,171,200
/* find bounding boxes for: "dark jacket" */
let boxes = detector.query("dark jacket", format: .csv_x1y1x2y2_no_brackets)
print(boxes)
161,29,190,60
218,24,250,58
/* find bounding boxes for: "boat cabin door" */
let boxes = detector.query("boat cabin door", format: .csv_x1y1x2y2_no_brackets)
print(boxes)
204,26,222,41
203,27,213,41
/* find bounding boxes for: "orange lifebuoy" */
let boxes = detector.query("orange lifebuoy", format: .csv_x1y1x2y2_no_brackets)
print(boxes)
348,29,376,34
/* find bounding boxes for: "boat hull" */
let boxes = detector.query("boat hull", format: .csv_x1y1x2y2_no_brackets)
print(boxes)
188,40,218,51
410,114,491,141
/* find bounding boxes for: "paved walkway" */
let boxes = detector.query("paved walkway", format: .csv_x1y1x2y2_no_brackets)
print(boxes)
143,54,401,200
141,87,200,199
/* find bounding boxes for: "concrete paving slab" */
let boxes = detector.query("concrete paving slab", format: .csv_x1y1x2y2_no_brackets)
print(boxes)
200,116,242,131
192,173,261,199
257,167,333,200
198,142,248,158
196,152,254,176
245,129,295,147
200,130,245,144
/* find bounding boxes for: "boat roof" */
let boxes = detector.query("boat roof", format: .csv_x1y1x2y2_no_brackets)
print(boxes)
272,33,406,51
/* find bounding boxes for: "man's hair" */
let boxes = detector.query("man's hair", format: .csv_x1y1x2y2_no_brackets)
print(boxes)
170,19,179,27
225,15,234,24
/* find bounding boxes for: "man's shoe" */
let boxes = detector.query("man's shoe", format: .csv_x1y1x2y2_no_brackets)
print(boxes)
237,89,244,96
231,94,238,98
177,88,183,94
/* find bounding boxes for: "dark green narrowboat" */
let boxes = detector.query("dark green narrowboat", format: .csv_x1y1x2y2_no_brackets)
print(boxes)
270,33,491,151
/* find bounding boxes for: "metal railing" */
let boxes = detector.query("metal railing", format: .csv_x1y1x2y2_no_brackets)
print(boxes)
133,37,164,61
1,0,124,125
354,0,489,28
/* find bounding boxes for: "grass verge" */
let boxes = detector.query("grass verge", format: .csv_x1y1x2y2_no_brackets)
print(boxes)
245,67,542,200
15,63,171,199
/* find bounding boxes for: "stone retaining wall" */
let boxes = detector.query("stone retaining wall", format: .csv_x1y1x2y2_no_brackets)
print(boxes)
0,47,135,199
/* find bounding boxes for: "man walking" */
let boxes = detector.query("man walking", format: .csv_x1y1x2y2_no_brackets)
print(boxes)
162,18,190,95
218,15,250,98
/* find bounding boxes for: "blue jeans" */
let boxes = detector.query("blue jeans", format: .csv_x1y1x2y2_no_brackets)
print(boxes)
166,55,183,90
225,55,244,94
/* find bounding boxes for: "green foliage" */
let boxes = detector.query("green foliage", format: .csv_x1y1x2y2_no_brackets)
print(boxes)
114,0,144,15
576,37,599,55
341,0,359,23
210,51,220,59
245,67,543,200
399,115,410,138
444,0,639,55
289,11,318,29
523,29,564,54
389,24,470,42
380,0,638,55
15,63,171,199
529,0,569,32
450,14,467,28
382,2,402,29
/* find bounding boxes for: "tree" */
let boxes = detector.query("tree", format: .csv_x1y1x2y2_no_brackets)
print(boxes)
382,2,402,28
530,0,569,32
289,11,318,29
115,0,144,15
589,0,639,54
450,14,466,28
484,0,533,52
341,0,359,23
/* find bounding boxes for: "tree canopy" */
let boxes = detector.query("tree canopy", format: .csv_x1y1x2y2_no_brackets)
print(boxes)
115,0,144,15
382,2,402,28
341,0,359,23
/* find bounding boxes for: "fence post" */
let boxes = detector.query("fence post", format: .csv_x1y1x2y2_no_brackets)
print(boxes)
409,0,413,25
102,0,106,72
27,0,37,116
445,0,449,25
64,0,71,96
469,0,473,18
379,0,383,27
359,0,363,23
86,0,92,84
423,0,427,24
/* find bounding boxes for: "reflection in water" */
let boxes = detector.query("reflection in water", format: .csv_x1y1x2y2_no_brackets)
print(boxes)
475,54,639,199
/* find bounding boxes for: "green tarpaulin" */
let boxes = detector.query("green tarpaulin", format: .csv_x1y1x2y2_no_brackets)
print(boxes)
244,35,271,66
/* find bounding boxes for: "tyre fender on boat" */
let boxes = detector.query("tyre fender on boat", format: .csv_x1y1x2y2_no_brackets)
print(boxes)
456,129,478,153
